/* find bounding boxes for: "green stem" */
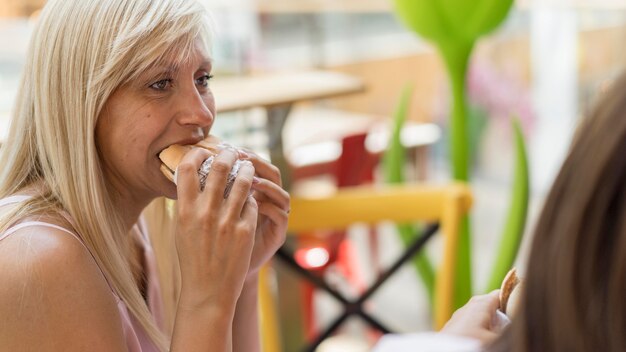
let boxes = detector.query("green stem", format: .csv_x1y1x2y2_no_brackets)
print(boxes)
439,41,474,308
485,119,530,291
439,41,473,182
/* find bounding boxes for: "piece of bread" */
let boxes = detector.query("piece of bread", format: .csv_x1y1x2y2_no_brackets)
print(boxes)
499,268,522,317
159,136,222,182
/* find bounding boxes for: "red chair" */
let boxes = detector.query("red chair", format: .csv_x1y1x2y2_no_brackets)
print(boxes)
290,132,381,340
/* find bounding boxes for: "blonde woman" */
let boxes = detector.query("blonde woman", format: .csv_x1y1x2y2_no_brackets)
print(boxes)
0,0,289,351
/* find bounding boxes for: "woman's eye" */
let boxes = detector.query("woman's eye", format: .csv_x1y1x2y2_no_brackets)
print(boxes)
196,74,213,87
150,79,172,91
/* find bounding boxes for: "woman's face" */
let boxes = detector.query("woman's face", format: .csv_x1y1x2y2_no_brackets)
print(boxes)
96,40,215,202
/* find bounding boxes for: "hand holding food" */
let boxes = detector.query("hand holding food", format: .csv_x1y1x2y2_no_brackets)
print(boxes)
239,151,290,278
158,136,288,286
440,290,502,344
166,139,258,309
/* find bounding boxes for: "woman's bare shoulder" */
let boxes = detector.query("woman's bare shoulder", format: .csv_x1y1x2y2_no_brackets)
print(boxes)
0,225,129,351
0,221,99,280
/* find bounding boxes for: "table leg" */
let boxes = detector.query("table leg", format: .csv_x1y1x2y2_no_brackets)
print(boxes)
266,104,293,190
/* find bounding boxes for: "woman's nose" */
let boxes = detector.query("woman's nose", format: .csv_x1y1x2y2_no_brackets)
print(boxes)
174,90,214,128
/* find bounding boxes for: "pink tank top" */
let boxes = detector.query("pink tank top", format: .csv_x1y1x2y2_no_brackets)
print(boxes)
0,195,165,352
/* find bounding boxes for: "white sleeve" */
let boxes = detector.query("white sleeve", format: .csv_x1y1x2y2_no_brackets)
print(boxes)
372,332,481,352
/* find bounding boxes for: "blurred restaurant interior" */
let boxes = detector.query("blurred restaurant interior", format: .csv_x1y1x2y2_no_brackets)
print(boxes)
1,0,625,351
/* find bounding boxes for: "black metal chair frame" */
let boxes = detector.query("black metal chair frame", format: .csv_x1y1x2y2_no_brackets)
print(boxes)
275,223,440,352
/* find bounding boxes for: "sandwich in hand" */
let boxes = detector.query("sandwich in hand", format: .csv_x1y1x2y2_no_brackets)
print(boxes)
158,136,245,197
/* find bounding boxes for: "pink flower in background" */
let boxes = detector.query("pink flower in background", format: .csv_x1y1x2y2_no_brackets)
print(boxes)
434,59,536,135
466,60,535,134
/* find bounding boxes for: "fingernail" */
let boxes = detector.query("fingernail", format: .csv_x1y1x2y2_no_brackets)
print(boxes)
238,149,250,159
253,176,261,184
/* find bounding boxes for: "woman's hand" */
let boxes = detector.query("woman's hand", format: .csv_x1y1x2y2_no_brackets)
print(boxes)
242,151,289,278
440,290,502,345
174,147,258,309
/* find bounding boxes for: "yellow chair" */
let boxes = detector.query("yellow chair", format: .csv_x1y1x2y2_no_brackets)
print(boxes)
259,182,472,352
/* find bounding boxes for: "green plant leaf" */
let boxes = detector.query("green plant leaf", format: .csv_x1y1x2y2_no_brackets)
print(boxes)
465,0,515,39
393,0,514,44
485,118,530,291
382,85,411,184
382,85,436,307
392,1,450,43
391,0,517,314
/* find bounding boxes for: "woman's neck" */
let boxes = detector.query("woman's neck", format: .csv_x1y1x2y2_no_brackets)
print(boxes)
111,191,152,233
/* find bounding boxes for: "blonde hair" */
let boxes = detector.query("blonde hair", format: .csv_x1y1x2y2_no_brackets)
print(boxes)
0,0,211,349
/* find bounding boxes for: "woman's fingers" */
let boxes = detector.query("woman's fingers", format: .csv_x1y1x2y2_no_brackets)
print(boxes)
176,148,212,202
242,151,282,186
257,201,289,227
440,290,502,344
483,290,502,313
224,161,255,219
200,148,239,203
240,195,259,227
252,177,290,212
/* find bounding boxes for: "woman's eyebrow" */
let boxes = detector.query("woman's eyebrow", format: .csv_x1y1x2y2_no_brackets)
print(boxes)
142,57,213,79
155,66,177,76
198,60,213,70
141,65,177,80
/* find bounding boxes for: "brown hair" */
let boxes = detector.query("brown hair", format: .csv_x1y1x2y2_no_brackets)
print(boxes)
488,73,626,351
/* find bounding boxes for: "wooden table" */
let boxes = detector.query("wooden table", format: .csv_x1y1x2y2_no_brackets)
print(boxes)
212,70,365,188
